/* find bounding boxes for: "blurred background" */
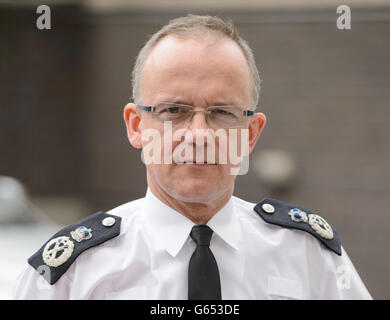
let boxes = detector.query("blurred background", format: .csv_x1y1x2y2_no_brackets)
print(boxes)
0,0,389,299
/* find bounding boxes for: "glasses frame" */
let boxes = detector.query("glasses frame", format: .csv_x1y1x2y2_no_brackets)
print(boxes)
135,102,254,127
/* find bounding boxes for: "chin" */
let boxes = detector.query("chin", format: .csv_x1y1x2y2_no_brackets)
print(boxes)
168,179,226,203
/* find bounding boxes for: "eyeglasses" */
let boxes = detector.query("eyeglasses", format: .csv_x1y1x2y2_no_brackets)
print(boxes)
136,102,254,129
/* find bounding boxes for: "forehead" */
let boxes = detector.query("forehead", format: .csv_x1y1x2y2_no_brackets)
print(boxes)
141,35,252,106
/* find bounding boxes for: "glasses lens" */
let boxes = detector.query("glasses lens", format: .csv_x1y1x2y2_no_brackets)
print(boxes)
208,106,244,128
151,104,248,128
153,103,191,124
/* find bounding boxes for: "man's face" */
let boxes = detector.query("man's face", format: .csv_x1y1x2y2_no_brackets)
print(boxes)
126,35,265,204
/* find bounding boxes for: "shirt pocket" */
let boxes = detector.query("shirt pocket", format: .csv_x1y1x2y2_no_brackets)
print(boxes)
104,286,149,300
267,276,303,300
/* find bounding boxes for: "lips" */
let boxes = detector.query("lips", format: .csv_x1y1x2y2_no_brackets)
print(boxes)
176,160,216,165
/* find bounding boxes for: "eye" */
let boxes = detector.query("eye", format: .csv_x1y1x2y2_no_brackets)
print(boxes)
156,104,185,114
164,107,181,114
155,104,188,120
214,109,231,115
211,108,237,117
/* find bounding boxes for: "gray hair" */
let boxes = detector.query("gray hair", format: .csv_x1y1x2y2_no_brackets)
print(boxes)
131,14,261,110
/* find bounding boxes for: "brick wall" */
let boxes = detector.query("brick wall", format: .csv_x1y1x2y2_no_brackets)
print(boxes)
1,6,389,298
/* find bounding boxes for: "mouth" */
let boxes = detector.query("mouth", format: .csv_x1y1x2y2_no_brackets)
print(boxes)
175,161,217,166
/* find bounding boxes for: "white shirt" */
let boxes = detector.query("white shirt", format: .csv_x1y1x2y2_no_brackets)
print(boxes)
14,189,372,299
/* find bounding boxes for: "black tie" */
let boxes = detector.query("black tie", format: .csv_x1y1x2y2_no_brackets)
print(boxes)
188,225,222,300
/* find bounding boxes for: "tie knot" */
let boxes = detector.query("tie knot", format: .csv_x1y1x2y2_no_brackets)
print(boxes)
190,225,213,246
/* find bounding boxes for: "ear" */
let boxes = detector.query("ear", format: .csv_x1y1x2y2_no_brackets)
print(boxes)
247,112,266,154
123,103,143,149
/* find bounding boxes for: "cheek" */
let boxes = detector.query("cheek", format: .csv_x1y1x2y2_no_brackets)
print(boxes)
228,128,250,160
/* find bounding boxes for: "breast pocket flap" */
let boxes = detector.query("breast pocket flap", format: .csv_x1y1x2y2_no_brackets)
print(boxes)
268,276,303,300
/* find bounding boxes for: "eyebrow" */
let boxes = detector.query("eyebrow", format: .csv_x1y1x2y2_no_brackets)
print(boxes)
158,98,238,107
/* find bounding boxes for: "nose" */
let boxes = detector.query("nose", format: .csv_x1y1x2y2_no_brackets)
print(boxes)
187,110,209,131
186,110,215,162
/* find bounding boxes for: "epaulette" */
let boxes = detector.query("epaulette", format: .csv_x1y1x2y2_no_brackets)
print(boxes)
254,198,341,256
28,211,121,285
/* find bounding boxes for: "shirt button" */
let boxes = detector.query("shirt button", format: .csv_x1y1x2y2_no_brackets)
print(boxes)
262,203,275,214
102,217,116,227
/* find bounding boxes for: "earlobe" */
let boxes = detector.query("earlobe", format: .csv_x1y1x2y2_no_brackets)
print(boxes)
124,103,143,149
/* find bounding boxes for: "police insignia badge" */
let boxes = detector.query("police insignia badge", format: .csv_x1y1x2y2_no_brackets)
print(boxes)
254,198,341,256
288,208,308,223
29,212,122,285
42,236,75,267
71,226,93,242
308,214,334,240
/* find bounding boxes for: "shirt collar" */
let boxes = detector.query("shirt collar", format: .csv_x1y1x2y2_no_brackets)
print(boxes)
142,188,241,258
207,197,240,251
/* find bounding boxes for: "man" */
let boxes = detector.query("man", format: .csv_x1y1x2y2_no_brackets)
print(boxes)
15,14,371,299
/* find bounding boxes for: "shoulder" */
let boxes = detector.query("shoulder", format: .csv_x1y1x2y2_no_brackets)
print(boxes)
232,195,256,212
233,195,342,256
252,197,342,256
27,197,145,285
106,197,145,219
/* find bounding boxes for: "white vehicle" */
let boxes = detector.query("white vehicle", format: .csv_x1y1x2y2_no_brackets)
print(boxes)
0,176,59,299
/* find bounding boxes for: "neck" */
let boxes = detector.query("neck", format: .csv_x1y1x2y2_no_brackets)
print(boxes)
147,177,233,225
